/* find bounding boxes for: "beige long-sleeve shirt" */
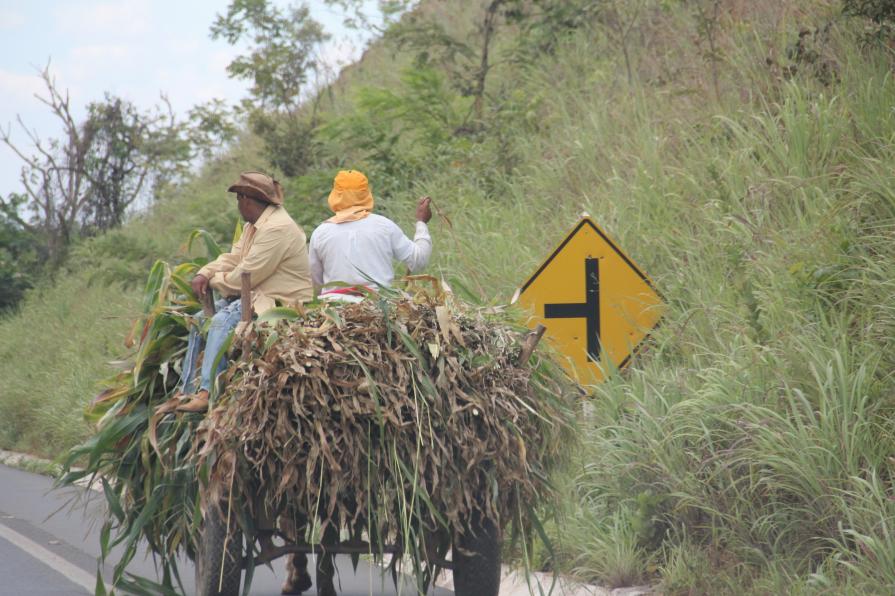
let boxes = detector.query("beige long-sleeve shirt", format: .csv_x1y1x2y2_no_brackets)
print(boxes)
198,205,313,314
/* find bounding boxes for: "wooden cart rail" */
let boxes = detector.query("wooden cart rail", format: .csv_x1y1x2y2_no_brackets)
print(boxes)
252,541,413,567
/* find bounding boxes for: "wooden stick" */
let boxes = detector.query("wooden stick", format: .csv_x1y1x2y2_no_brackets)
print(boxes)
518,324,546,366
240,271,253,323
201,289,216,317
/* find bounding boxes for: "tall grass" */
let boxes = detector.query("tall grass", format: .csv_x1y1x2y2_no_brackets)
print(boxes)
491,4,895,592
0,275,137,454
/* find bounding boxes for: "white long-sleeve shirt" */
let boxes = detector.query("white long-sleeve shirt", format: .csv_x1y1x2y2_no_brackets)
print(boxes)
309,214,431,289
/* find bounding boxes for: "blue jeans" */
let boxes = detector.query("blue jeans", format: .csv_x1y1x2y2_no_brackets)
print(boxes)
180,298,242,394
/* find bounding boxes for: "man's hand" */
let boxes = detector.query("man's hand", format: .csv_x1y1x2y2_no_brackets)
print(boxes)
191,274,210,298
416,196,432,223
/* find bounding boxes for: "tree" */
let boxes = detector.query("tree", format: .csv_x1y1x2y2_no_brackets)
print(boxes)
211,0,332,176
599,0,648,87
470,0,509,123
690,0,723,102
384,0,601,127
79,95,191,233
1,66,234,264
185,99,240,161
0,193,45,312
211,0,329,112
1,68,92,262
385,0,515,127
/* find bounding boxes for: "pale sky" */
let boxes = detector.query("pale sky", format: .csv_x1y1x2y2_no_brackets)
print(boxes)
0,0,379,200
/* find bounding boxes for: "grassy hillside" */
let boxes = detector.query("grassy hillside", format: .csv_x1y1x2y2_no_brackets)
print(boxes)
3,0,895,592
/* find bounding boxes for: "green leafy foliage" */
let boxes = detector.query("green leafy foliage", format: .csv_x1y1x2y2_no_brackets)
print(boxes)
842,0,895,44
57,254,205,594
0,194,45,312
842,0,895,22
319,65,471,193
248,110,321,177
211,0,329,112
506,0,603,56
185,99,240,161
210,0,333,182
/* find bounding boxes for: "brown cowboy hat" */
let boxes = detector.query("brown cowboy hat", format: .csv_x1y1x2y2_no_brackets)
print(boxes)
227,171,284,205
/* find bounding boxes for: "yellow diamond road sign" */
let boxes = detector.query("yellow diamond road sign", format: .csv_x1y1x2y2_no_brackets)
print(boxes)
517,216,664,383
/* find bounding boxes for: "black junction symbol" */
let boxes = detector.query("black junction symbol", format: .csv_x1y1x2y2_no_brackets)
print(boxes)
544,257,601,362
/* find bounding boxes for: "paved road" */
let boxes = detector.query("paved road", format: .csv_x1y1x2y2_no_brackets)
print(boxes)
0,464,452,595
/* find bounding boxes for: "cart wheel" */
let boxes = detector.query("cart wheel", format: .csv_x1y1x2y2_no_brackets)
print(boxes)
452,514,500,596
196,506,243,596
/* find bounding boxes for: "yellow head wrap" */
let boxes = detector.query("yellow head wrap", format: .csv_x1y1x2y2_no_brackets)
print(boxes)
327,170,374,223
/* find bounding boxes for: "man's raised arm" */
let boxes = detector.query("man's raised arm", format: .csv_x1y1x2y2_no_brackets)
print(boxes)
393,196,433,273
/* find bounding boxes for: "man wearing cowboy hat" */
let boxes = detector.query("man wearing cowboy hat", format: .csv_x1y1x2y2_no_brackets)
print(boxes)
176,171,313,412
308,169,432,298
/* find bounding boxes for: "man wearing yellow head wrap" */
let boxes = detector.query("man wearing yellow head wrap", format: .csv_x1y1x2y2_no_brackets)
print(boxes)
281,170,432,594
325,169,375,223
308,169,432,295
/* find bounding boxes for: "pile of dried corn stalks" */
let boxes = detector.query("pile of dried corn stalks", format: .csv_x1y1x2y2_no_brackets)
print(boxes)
58,242,576,594
197,282,576,582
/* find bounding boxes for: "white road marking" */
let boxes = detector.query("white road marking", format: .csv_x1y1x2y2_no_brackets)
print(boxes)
0,519,95,594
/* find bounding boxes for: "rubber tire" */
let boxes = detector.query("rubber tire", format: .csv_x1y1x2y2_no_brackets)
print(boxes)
452,515,500,596
195,506,243,596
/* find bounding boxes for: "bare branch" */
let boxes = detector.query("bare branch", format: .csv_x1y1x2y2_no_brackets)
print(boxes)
1,122,43,172
5,63,204,258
